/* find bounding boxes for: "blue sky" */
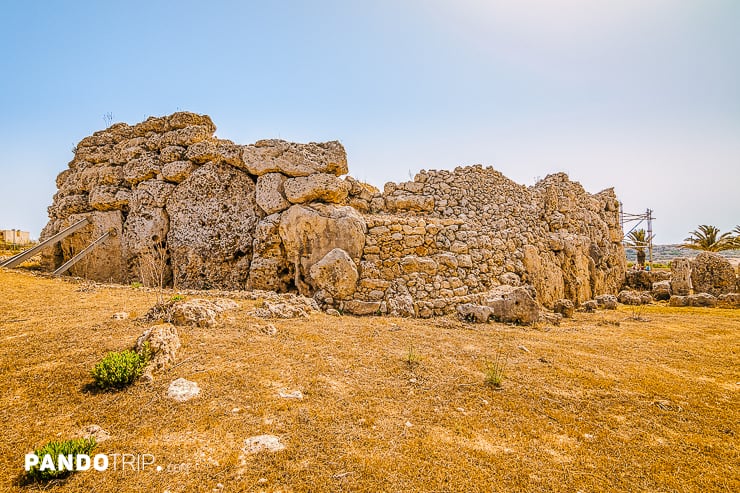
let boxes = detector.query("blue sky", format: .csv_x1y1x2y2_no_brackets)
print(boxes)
1,0,738,243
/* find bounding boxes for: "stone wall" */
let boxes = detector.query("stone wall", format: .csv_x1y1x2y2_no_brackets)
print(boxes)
41,112,626,315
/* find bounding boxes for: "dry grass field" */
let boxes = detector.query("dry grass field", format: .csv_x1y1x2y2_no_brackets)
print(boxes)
0,269,738,492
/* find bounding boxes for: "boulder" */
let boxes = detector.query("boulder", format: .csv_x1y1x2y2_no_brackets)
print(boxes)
146,298,237,327
668,295,688,307
255,173,291,214
687,293,717,307
581,300,598,313
241,435,285,455
691,252,736,296
185,138,244,168
484,285,540,325
618,290,652,306
283,173,350,204
457,303,492,323
308,248,359,300
167,378,200,402
278,204,366,296
343,300,382,316
651,280,672,301
252,297,319,318
718,293,740,308
553,299,575,318
595,294,618,310
670,257,692,296
135,323,180,372
161,160,198,184
669,293,717,308
166,162,261,289
242,139,348,177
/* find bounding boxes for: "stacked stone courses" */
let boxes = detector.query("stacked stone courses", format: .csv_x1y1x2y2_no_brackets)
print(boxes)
42,112,626,317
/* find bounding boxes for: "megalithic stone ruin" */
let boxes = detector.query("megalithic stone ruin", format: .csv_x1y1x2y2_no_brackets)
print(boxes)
41,112,626,316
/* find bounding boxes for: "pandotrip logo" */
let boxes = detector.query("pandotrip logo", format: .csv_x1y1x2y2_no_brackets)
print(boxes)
25,453,157,474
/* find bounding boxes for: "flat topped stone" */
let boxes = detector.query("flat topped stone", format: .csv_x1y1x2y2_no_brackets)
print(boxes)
242,139,348,177
167,378,200,402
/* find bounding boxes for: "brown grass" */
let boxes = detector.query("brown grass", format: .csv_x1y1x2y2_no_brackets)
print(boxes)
0,269,738,492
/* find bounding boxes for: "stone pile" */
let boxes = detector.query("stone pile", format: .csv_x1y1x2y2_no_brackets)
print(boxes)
41,112,628,317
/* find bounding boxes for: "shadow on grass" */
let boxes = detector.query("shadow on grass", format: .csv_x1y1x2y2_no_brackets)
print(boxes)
14,471,71,489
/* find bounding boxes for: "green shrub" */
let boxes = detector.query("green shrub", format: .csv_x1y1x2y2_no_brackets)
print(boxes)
26,437,96,482
91,345,151,390
170,294,185,302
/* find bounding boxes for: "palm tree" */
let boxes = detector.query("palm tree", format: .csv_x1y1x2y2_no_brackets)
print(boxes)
625,229,652,267
732,225,740,249
681,225,734,252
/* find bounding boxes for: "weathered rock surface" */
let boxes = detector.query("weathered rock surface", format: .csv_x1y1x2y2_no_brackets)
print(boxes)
670,258,692,296
553,299,575,318
242,139,348,177
167,378,200,402
135,323,180,371
484,285,540,325
241,435,286,455
581,300,598,313
167,162,261,289
457,303,492,323
255,173,291,214
691,252,736,296
669,293,717,308
595,294,618,310
283,173,350,204
618,290,652,305
308,248,358,300
251,297,319,319
145,298,237,327
651,280,672,301
279,204,366,296
718,293,740,308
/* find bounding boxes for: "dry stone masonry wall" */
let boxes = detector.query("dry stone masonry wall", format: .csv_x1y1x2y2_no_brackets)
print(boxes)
42,112,626,316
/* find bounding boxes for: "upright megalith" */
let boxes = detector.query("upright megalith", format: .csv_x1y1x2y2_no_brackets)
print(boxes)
691,252,736,296
166,161,261,290
41,112,626,316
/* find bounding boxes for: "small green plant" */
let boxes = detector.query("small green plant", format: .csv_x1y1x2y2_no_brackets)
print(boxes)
25,437,96,482
628,305,649,322
91,344,151,390
170,294,185,302
131,281,143,288
405,346,422,367
484,346,510,388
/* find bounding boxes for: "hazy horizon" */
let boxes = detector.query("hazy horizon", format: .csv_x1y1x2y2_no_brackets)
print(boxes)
1,0,738,243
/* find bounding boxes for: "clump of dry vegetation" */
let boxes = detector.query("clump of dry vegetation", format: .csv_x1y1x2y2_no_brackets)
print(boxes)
0,269,738,492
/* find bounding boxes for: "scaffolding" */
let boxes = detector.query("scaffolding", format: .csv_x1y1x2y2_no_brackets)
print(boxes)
620,204,655,267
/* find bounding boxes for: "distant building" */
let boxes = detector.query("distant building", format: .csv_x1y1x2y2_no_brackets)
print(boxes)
0,229,30,245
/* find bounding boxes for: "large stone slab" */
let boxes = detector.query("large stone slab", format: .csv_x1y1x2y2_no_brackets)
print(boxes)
166,161,261,289
278,204,366,296
242,139,348,177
